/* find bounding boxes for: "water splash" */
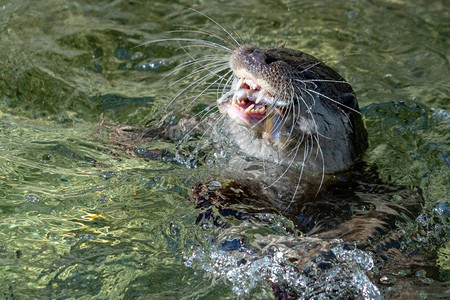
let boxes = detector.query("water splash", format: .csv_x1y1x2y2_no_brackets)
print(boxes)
184,237,381,299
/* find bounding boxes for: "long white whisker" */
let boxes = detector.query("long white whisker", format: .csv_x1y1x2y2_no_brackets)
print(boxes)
188,8,241,47
264,131,305,189
168,28,236,49
283,138,309,213
297,79,348,84
177,105,220,145
156,55,225,86
221,72,235,96
138,38,232,52
165,59,229,90
216,70,234,99
183,67,233,110
306,88,361,114
166,41,231,108
165,63,229,109
312,134,325,196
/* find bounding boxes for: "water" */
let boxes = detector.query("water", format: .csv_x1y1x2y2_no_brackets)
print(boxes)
0,0,448,299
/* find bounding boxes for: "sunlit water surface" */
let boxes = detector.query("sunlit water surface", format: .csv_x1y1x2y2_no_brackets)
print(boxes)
0,0,448,299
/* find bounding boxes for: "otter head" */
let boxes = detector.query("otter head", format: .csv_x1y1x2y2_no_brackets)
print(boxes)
217,45,368,173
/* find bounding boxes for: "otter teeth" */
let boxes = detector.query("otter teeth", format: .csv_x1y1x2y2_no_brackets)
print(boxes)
237,77,245,88
243,77,259,90
221,76,287,116
255,89,266,104
244,104,255,115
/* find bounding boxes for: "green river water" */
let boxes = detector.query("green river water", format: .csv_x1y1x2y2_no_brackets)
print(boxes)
0,0,448,299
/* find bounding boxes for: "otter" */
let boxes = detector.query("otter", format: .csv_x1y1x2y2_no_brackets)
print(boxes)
175,43,420,239
218,45,367,173
107,36,423,299
141,42,373,237
110,42,419,241
207,44,368,215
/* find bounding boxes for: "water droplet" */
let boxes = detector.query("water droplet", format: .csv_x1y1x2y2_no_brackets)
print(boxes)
40,154,52,162
421,277,434,284
134,60,171,71
380,275,396,284
433,202,449,216
103,171,116,180
348,11,358,19
26,194,40,203
131,52,143,60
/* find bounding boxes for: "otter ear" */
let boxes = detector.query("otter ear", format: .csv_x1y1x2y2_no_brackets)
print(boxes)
338,93,358,110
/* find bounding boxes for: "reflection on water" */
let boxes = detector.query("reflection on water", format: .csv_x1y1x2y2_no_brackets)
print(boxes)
0,0,448,298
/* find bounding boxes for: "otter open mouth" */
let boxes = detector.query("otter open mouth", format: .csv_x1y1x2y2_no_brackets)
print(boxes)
218,76,287,144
